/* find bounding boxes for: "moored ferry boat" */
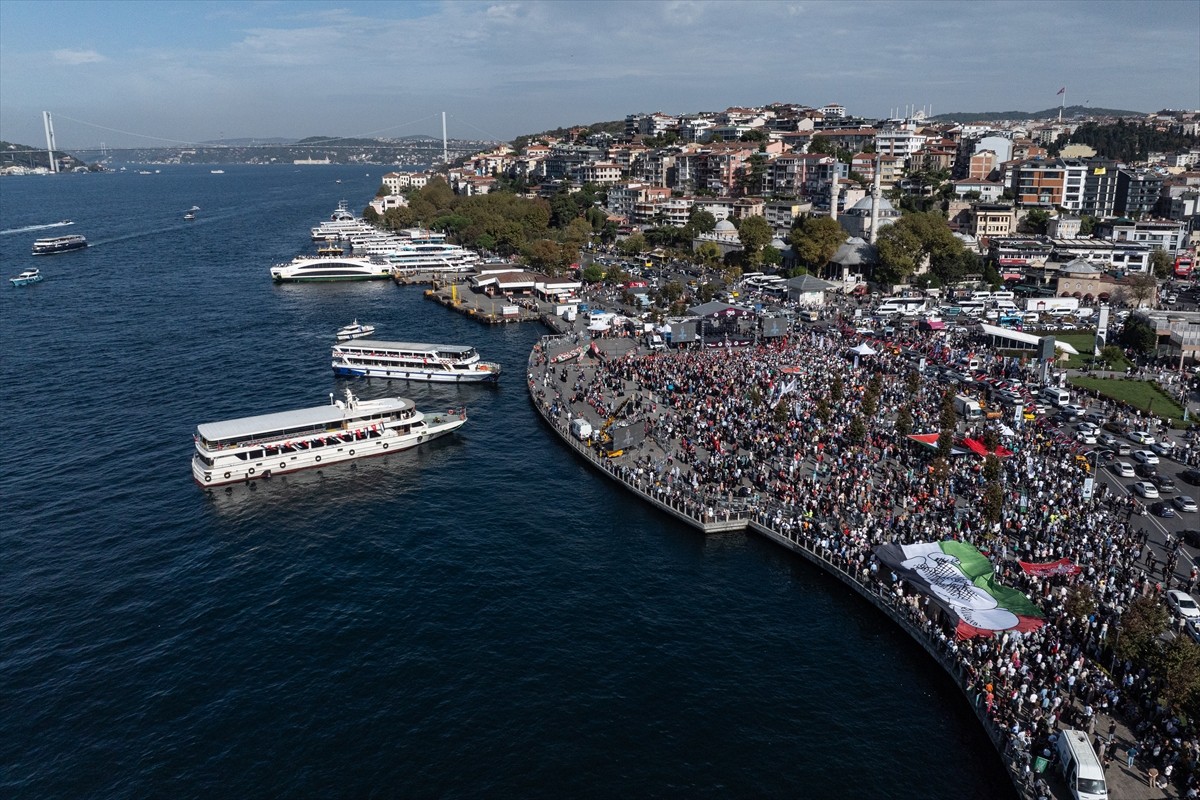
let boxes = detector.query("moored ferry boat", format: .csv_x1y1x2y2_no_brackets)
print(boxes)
332,339,501,383
191,388,466,486
270,254,391,282
32,234,88,255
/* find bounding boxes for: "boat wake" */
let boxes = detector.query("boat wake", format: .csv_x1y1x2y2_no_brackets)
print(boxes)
1,220,74,236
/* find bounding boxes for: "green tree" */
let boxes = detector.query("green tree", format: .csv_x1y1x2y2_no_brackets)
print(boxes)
848,415,867,444
1022,209,1051,235
1125,272,1159,307
1120,316,1157,355
695,241,722,267
789,216,846,271
1115,594,1169,665
375,184,391,197
1154,635,1200,713
581,264,605,283
761,245,782,268
830,376,844,403
982,483,1004,524
1065,585,1097,620
875,221,924,284
895,406,913,437
983,454,1001,482
689,209,717,234
737,215,773,265
1150,248,1173,280
617,233,647,257
906,370,920,394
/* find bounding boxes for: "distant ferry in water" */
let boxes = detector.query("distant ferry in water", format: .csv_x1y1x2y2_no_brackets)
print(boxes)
332,339,501,383
269,254,391,282
32,234,88,255
191,387,467,486
210,169,225,174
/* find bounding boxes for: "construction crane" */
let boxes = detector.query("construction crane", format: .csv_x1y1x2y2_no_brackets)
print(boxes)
594,396,632,456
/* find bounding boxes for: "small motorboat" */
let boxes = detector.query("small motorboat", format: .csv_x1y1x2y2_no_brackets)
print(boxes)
336,319,376,341
184,212,196,220
11,268,43,286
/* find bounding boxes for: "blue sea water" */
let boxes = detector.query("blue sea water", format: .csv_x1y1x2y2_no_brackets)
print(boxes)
0,165,1012,798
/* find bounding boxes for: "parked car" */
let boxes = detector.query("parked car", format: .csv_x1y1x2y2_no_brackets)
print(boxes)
1185,617,1200,644
1135,463,1158,479
1115,442,1133,456
1166,589,1200,619
1063,403,1088,416
1132,481,1160,499
1097,433,1118,448
1129,430,1156,445
1183,529,1200,547
1103,420,1129,434
1112,461,1135,478
1132,450,1160,465
1150,501,1177,517
1076,431,1098,445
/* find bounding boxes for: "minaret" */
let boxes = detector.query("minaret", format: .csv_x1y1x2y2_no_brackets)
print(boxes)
869,154,882,244
442,111,448,165
830,177,841,223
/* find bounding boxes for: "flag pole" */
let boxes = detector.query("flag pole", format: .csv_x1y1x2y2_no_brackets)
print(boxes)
1059,88,1065,123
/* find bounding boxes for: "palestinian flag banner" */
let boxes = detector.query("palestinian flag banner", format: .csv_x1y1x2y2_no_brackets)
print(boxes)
874,541,1045,639
1018,558,1082,577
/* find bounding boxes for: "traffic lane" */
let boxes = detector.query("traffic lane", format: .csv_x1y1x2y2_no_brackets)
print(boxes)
1095,455,1198,572
1046,409,1200,572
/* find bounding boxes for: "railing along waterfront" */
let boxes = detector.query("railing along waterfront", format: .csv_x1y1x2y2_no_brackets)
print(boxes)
526,334,1033,799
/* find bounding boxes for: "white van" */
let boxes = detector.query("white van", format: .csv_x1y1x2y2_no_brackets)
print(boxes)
1056,729,1108,800
1042,387,1071,407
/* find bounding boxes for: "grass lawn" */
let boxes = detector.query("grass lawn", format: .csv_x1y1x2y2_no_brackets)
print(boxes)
1067,376,1185,425
1025,329,1132,371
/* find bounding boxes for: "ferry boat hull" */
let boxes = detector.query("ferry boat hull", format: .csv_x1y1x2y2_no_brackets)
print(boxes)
269,255,391,282
332,363,501,383
192,417,464,486
331,339,502,384
32,235,88,255
10,270,43,287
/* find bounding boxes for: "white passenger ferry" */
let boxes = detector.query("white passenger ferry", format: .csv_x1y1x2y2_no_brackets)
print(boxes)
191,388,466,487
331,339,502,383
269,254,392,282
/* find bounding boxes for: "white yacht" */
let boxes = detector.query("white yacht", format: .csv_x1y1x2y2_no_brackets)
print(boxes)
336,319,376,341
270,254,391,282
382,241,480,275
192,387,466,487
331,340,501,383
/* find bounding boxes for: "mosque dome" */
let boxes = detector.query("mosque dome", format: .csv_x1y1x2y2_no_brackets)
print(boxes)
714,219,737,234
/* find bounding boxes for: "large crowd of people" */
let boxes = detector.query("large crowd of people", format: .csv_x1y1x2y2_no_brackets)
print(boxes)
528,319,1199,799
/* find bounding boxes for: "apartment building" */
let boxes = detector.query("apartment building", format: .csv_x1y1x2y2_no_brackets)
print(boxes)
1102,219,1188,253
1116,170,1165,218
970,203,1018,239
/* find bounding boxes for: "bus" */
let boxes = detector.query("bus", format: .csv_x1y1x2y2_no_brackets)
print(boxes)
1175,254,1194,279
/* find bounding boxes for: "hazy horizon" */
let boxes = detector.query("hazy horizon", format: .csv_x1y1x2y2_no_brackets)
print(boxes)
1,0,1197,150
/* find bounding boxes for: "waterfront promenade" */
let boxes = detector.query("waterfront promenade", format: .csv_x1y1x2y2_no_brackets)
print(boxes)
525,326,1194,800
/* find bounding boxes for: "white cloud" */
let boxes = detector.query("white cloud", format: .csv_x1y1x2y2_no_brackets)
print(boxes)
51,48,106,65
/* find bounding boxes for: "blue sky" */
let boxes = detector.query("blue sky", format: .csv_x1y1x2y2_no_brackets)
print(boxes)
1,0,1197,150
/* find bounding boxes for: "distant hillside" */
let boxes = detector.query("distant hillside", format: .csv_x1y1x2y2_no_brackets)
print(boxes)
0,140,88,170
200,137,297,147
930,105,1143,123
